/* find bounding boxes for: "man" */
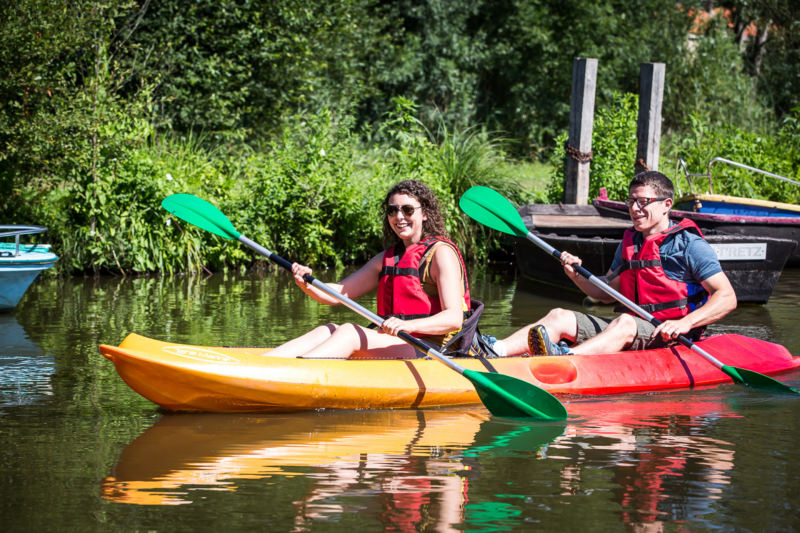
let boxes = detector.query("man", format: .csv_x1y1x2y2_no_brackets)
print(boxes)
493,171,737,356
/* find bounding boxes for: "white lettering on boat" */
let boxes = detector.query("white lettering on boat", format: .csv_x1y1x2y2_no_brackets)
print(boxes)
162,346,240,364
709,243,767,261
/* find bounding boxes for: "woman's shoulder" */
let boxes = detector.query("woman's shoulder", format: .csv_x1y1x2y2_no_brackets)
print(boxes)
427,241,463,275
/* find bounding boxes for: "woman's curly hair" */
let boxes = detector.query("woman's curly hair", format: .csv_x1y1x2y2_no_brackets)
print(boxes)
381,180,448,248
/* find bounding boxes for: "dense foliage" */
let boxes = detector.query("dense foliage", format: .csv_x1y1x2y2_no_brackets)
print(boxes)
2,0,799,274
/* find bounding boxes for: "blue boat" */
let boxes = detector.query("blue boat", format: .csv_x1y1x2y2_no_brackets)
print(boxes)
0,226,58,312
674,157,800,217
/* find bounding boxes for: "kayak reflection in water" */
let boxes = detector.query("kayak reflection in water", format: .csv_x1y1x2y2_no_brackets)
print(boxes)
266,180,477,359
489,172,737,357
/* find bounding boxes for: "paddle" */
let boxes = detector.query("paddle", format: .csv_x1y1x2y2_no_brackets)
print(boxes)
161,193,568,420
460,186,800,395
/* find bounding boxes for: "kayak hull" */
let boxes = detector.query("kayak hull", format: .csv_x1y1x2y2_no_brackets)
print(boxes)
99,333,800,412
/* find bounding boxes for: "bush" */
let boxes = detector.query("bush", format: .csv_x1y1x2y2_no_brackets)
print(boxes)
226,108,380,267
26,133,232,275
669,110,800,203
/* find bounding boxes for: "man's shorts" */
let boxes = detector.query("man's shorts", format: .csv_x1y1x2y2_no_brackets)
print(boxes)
572,311,698,351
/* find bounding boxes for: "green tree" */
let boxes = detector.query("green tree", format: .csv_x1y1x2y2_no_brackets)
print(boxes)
120,0,396,137
0,0,154,221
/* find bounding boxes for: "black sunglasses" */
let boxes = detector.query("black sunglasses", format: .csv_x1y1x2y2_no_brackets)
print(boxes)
386,204,422,217
625,197,668,208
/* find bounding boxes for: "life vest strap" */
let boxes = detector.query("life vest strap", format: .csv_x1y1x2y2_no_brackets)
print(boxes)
379,266,420,278
607,259,662,281
614,291,707,314
365,308,474,331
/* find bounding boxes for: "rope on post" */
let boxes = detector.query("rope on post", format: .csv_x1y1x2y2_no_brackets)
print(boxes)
564,142,593,163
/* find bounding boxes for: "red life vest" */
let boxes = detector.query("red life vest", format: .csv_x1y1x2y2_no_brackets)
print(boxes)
377,236,470,337
612,219,709,321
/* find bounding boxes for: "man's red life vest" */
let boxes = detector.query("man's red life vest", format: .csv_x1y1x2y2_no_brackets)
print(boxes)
611,219,709,322
377,236,470,337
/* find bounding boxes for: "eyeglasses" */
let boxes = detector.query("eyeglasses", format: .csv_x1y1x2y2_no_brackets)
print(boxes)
625,197,668,209
386,204,422,217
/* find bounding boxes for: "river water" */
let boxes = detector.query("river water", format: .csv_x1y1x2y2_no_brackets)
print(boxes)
2,268,799,532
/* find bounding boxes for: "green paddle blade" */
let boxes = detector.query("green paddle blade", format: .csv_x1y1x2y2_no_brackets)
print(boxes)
459,186,529,237
464,369,568,420
722,365,800,394
161,194,242,241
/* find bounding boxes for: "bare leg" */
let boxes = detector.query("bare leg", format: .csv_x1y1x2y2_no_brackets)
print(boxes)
305,323,419,359
571,314,637,355
270,323,420,359
265,324,338,358
500,308,579,356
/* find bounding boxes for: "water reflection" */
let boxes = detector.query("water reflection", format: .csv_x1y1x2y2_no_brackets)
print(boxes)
0,313,54,407
559,397,738,532
101,395,747,531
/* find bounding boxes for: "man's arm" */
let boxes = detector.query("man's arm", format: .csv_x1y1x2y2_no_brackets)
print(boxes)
560,251,621,302
651,271,737,340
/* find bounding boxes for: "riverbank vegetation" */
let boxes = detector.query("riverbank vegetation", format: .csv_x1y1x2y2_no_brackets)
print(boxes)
2,0,799,275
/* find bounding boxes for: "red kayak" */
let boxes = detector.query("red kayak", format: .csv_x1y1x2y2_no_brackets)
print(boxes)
98,333,800,412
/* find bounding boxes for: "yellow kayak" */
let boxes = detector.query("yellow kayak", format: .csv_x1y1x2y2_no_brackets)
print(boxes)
98,333,800,412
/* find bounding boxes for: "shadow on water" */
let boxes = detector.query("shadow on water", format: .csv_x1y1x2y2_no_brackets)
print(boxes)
2,268,800,531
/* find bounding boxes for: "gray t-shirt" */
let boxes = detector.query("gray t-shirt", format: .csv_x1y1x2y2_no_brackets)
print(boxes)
609,223,722,285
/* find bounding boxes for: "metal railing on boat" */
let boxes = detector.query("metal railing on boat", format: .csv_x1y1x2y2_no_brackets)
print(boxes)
678,156,800,195
0,225,48,257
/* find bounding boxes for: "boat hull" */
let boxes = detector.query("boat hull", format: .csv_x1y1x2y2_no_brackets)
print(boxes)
512,231,794,304
0,263,57,311
0,242,58,311
98,333,800,413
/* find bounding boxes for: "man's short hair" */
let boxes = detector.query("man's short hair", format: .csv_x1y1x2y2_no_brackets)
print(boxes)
629,171,675,200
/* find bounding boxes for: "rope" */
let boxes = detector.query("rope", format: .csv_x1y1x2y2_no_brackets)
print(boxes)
564,141,593,163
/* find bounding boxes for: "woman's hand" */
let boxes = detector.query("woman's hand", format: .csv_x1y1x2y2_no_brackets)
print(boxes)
560,252,583,279
292,263,313,289
380,316,411,337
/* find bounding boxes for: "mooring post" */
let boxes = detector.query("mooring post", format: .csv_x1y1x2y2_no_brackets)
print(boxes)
564,58,598,204
635,62,665,173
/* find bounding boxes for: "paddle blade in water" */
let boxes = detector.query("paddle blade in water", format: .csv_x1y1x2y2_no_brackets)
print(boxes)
161,194,241,240
459,186,529,238
464,369,568,420
722,365,800,394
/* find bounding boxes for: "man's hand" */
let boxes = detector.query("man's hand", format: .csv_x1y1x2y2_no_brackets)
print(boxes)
560,252,583,280
651,317,694,341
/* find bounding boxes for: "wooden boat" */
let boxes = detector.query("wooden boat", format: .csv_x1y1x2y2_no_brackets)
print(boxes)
97,333,800,412
596,157,800,266
0,226,58,311
512,204,795,304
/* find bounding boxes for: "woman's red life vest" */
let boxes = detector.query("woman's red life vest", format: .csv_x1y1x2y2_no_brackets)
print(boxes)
611,219,709,322
376,236,470,337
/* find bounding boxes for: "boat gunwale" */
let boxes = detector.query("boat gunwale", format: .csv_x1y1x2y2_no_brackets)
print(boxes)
595,198,800,225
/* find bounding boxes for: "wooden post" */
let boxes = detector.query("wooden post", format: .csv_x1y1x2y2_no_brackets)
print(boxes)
636,62,665,173
564,58,598,205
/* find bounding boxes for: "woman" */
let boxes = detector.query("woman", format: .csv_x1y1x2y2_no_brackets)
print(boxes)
267,180,471,359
